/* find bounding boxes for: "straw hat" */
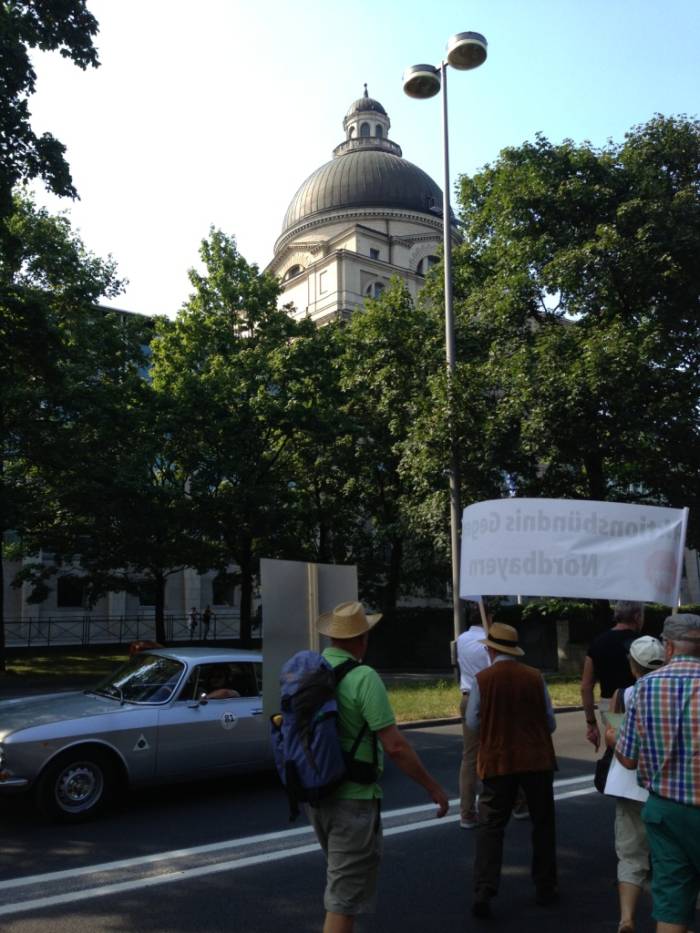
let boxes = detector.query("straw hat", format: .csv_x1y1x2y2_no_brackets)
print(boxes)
480,622,524,657
317,601,382,639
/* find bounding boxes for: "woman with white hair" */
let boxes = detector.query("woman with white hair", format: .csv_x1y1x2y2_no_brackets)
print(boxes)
604,635,665,933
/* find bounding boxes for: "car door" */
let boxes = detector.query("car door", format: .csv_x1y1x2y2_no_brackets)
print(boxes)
155,661,267,779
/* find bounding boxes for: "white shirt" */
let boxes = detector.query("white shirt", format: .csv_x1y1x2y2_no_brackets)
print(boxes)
456,625,490,692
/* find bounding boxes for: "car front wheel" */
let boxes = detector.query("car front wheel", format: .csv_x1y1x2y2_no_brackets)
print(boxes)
36,749,116,822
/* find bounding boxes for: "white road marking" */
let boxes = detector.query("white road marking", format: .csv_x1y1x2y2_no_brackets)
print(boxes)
0,774,596,918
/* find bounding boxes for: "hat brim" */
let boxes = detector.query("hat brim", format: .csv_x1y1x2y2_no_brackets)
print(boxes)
480,637,524,657
317,612,382,638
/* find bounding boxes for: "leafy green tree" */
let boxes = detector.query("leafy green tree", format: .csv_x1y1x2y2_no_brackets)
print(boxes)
0,0,99,224
150,229,317,644
337,279,443,615
1,193,127,667
448,115,700,540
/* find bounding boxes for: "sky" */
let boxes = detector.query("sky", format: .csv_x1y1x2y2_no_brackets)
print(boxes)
28,0,700,318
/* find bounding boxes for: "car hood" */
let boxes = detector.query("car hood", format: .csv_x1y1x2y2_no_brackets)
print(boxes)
0,691,131,741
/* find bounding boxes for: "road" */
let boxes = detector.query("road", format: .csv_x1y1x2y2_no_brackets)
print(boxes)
0,712,659,932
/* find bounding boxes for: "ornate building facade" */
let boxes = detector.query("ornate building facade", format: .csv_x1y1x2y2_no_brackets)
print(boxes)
266,86,454,324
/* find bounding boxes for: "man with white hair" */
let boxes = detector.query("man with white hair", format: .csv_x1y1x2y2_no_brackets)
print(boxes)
581,600,645,751
615,614,700,933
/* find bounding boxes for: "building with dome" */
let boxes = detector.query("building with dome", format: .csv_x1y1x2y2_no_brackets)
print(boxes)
266,85,455,324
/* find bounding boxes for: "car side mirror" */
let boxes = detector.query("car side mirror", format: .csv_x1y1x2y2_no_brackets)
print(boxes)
187,692,209,709
199,692,209,706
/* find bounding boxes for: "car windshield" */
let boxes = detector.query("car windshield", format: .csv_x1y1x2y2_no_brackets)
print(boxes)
91,655,185,704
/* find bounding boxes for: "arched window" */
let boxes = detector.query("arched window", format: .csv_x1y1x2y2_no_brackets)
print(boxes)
365,281,385,299
348,126,355,138
375,125,383,138
284,264,303,282
360,122,370,138
417,255,439,276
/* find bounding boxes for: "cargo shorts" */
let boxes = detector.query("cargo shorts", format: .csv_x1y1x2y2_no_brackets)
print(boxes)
307,798,383,916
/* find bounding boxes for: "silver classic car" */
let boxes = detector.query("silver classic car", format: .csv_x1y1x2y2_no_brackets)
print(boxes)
0,647,272,822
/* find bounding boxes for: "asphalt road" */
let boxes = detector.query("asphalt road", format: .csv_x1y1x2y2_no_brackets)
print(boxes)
0,712,662,933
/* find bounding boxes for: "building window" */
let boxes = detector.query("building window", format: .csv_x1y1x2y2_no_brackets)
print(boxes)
370,248,380,260
348,126,355,138
138,581,157,607
319,270,328,293
56,576,86,609
365,281,385,299
375,125,383,138
360,122,370,138
284,264,303,281
213,572,238,607
417,255,439,276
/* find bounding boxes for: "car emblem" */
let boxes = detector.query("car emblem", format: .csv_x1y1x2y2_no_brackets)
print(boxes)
221,712,237,730
133,734,151,751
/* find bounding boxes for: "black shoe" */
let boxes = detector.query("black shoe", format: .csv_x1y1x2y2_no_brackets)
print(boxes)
472,898,491,918
535,886,559,906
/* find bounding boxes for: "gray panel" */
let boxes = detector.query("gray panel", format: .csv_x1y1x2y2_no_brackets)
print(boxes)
260,559,357,719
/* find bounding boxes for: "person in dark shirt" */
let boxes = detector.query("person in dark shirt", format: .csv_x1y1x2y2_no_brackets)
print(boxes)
580,601,643,751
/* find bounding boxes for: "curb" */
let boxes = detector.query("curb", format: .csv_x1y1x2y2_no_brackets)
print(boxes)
399,705,583,730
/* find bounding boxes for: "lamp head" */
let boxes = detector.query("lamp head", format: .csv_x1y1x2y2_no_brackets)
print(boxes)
446,32,487,70
402,64,441,99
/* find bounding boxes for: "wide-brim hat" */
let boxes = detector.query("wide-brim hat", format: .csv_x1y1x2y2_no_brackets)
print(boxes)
317,601,382,639
480,622,524,656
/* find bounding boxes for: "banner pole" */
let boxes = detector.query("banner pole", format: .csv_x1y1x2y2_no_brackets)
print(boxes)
478,598,489,631
671,507,690,614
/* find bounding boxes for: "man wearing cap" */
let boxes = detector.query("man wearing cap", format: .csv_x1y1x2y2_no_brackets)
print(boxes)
466,622,558,917
615,614,700,933
311,601,449,933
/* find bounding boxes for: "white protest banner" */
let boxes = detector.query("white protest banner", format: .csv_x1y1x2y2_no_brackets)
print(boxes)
460,498,689,606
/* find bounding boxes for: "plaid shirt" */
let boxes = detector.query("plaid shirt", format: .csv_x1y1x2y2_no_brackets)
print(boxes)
616,656,700,806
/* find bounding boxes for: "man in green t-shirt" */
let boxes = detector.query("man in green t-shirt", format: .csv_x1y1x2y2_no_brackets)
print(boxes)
308,601,449,933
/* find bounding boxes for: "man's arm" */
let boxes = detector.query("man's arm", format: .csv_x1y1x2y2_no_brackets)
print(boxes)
377,724,449,817
580,656,600,751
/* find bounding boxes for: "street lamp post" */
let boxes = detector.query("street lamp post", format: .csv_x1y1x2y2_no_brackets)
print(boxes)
403,32,487,642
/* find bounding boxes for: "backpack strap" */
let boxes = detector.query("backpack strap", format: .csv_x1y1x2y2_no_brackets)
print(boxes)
333,659,379,782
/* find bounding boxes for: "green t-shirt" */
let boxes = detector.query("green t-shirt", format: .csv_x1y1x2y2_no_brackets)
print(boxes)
323,646,396,800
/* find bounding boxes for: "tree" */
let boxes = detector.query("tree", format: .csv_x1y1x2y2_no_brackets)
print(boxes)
0,0,99,228
0,193,128,667
0,0,99,224
448,115,700,540
336,279,443,615
150,229,317,644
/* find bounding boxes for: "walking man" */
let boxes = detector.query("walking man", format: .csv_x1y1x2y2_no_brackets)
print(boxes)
467,622,558,917
581,601,644,751
456,603,490,828
308,601,449,933
615,614,700,933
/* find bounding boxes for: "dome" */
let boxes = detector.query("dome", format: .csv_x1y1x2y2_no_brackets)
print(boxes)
345,96,387,118
281,150,443,235
345,83,388,119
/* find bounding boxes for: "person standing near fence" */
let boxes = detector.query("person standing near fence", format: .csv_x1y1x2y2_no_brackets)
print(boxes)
202,605,212,641
188,607,198,639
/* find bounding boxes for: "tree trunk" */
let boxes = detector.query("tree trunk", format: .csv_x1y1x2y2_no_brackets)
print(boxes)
0,533,6,673
382,537,403,621
238,551,254,647
154,571,167,645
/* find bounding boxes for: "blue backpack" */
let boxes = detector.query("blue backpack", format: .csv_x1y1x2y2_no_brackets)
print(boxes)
270,650,378,820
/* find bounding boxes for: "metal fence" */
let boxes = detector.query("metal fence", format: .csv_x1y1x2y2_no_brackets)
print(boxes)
3,612,245,649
